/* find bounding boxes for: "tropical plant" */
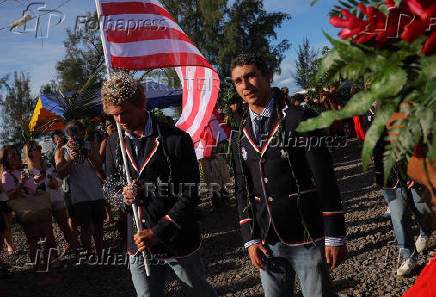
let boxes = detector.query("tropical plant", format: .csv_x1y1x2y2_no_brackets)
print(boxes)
293,38,320,90
298,0,436,185
0,72,37,147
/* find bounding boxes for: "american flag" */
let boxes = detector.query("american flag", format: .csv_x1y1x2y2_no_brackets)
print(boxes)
95,0,220,158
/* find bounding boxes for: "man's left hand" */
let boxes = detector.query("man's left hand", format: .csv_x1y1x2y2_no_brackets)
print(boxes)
325,245,347,270
134,229,159,251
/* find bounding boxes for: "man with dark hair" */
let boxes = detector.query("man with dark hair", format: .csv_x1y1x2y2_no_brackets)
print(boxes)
102,72,216,297
230,53,347,297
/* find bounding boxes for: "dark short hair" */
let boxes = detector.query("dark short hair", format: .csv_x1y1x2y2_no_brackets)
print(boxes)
64,120,84,137
230,53,269,75
105,116,116,128
51,129,64,140
229,94,242,105
291,93,305,103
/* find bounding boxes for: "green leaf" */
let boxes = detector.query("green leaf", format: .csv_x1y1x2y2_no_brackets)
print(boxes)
326,34,368,62
361,100,398,170
416,106,433,144
430,121,436,161
421,54,436,80
298,68,407,132
339,0,353,9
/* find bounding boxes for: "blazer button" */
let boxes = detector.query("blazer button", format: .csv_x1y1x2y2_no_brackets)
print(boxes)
260,157,266,164
264,177,268,183
268,197,274,202
142,219,145,223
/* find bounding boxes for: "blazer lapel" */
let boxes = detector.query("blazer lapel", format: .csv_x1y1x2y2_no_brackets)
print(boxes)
138,135,160,177
242,116,261,154
124,137,139,173
259,101,282,156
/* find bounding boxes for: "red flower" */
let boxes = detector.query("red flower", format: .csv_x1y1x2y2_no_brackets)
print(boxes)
330,5,396,46
404,0,436,20
402,0,436,55
329,8,370,40
385,0,396,10
329,0,436,55
421,31,436,55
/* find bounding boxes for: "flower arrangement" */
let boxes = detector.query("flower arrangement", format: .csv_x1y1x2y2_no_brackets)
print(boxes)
298,0,435,186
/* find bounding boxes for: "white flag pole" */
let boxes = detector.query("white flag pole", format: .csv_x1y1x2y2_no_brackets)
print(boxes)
94,0,151,276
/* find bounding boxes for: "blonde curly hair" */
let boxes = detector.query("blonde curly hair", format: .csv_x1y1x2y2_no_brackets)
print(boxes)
101,72,146,112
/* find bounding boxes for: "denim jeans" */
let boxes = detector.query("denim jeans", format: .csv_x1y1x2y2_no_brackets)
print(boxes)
128,249,217,297
381,187,430,260
259,241,337,297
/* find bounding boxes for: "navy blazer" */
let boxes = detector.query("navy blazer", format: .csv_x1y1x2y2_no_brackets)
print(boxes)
106,118,201,258
231,99,346,247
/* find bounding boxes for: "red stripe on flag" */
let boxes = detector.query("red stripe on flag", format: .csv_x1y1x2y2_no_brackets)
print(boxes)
111,53,211,70
190,69,220,143
101,2,175,22
106,27,195,45
177,66,203,132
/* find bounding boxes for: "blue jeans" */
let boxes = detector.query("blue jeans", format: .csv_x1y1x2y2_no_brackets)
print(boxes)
381,188,430,260
128,249,217,297
259,241,337,297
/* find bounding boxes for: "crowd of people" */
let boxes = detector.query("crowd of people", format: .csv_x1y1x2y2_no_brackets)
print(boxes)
0,53,434,297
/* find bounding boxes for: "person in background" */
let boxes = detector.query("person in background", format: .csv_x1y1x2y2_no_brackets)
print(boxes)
226,95,244,130
48,130,66,167
281,87,290,101
100,118,117,225
0,153,14,256
1,145,60,285
373,132,432,276
23,141,79,258
0,183,12,280
55,121,106,261
290,93,305,107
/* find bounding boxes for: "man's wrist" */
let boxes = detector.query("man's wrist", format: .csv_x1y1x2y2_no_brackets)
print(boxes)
244,239,262,249
325,236,347,247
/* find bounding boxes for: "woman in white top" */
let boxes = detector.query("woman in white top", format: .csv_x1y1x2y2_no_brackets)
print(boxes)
23,142,79,257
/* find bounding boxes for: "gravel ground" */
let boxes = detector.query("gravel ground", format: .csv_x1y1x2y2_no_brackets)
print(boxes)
1,139,434,297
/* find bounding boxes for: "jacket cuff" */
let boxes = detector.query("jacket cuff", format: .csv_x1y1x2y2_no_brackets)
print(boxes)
325,236,347,246
322,211,346,237
244,239,261,249
151,214,180,242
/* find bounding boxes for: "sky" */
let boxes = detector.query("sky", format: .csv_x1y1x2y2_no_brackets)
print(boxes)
0,0,339,96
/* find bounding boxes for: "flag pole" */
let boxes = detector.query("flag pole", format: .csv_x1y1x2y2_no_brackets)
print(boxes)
94,0,151,276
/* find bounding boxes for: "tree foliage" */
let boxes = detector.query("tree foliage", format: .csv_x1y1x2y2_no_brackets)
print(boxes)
161,0,226,67
161,0,291,77
219,0,291,77
0,72,37,147
55,12,105,92
293,38,319,90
